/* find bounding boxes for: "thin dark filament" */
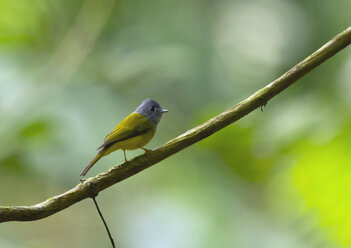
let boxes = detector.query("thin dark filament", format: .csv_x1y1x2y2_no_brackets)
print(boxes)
92,197,116,248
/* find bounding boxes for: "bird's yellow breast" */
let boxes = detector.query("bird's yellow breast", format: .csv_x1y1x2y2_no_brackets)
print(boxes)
106,128,155,153
101,113,156,156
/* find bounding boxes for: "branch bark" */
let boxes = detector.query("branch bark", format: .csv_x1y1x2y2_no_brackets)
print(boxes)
1,27,351,223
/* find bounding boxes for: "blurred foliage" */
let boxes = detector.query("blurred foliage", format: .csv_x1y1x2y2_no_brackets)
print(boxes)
199,111,275,182
0,0,351,247
292,123,351,246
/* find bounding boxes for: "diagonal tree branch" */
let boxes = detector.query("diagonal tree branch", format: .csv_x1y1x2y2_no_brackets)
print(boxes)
1,26,351,223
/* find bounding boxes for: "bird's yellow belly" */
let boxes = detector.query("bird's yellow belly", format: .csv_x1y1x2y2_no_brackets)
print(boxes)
104,129,155,155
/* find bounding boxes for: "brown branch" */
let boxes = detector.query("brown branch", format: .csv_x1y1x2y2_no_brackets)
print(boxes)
1,26,351,223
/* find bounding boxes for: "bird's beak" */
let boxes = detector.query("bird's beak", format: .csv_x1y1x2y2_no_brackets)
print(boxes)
161,109,168,113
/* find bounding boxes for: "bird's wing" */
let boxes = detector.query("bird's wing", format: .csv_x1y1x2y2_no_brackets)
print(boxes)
97,113,154,150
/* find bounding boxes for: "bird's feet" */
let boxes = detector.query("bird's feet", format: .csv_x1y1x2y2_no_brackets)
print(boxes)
140,147,152,154
123,150,128,162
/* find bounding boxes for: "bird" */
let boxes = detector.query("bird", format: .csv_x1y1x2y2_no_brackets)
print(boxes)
80,99,168,176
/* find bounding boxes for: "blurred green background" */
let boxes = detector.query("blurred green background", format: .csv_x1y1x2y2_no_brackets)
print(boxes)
0,0,351,247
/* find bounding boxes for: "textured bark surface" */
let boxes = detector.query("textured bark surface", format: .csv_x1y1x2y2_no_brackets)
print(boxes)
1,26,351,223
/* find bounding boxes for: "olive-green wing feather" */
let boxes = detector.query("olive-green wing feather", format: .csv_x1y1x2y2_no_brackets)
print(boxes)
97,113,154,150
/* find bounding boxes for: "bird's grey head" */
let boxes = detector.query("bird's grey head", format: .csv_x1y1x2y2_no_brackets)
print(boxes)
135,99,168,126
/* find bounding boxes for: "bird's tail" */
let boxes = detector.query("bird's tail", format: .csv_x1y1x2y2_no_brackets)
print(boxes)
80,152,103,176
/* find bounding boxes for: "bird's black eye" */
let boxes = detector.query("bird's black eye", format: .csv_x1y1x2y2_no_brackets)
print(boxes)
150,106,155,112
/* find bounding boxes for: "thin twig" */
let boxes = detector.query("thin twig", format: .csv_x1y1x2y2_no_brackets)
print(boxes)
0,26,350,223
92,197,116,248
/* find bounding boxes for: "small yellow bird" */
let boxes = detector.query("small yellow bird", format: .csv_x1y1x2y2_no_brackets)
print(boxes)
80,99,168,176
